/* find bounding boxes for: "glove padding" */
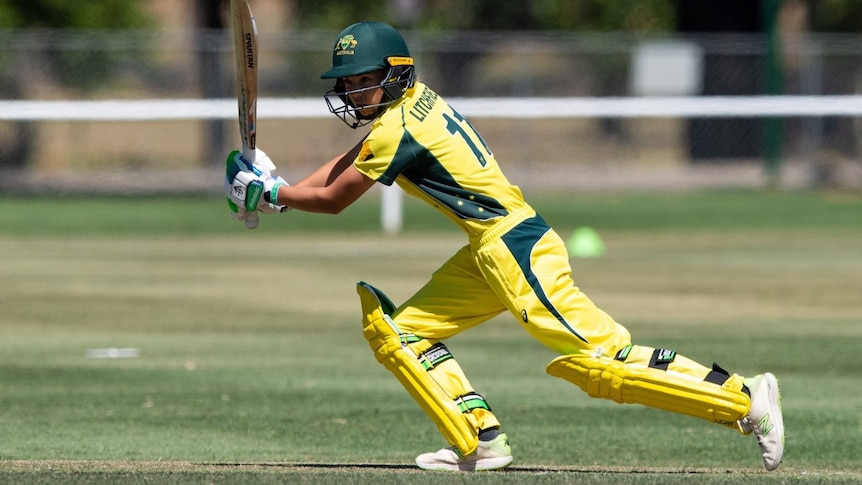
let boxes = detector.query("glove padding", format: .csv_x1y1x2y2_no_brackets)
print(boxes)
225,148,289,222
228,170,288,213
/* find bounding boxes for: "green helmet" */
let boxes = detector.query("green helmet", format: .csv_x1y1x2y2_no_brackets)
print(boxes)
321,21,412,79
321,21,416,128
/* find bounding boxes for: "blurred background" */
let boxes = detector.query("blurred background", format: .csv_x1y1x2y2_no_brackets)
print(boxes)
1,0,862,197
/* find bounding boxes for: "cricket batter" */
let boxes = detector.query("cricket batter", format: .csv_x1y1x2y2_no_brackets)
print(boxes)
226,21,784,472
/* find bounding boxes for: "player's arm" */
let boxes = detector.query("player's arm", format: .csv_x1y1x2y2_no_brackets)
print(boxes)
293,138,363,189
274,139,375,214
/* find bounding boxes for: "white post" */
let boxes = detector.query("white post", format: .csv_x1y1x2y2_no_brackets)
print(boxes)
381,183,403,234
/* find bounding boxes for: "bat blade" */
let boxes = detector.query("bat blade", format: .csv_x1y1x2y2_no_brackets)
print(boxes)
230,0,258,160
230,0,260,228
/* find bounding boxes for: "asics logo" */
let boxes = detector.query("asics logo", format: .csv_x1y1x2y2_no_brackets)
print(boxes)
758,414,774,436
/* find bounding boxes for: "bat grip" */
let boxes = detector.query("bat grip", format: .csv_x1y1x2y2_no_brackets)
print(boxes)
245,211,260,229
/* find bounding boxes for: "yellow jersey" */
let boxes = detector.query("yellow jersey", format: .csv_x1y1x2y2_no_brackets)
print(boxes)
354,82,530,238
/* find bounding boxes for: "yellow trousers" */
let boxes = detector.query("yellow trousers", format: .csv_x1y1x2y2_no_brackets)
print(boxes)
383,208,749,445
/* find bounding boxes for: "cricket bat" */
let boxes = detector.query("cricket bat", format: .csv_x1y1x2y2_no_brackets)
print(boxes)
230,0,260,229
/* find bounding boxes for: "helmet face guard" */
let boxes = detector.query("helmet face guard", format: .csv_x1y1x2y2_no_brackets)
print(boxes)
324,61,415,129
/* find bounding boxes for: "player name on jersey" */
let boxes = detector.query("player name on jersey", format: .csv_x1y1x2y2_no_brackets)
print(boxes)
409,85,440,122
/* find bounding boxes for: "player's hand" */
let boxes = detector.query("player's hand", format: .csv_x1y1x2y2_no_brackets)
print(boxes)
225,150,252,221
227,169,267,213
248,147,277,177
225,150,289,217
244,148,291,213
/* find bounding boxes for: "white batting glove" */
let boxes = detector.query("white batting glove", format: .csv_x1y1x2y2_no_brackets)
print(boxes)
248,148,291,213
257,174,290,213
227,169,265,212
225,149,289,218
250,147,277,176
225,151,251,221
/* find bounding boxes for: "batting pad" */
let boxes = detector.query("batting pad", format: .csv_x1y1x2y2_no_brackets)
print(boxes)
357,282,485,456
546,351,750,430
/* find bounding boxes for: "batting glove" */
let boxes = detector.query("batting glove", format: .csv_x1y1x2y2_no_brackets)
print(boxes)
257,174,289,213
247,148,290,213
225,150,289,219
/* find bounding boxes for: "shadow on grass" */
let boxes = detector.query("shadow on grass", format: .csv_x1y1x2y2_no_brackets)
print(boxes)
203,462,734,474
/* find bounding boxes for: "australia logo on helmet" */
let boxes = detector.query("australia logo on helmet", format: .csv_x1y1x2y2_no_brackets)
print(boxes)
335,34,358,56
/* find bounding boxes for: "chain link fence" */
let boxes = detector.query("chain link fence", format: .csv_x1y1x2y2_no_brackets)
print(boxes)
1,29,861,192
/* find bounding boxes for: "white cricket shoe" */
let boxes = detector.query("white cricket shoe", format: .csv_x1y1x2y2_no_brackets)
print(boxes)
739,373,784,471
415,433,513,471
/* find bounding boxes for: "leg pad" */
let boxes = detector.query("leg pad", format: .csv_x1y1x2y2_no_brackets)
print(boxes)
357,281,481,456
546,350,750,429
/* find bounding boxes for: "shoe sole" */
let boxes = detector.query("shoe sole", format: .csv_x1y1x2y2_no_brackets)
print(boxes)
416,455,513,472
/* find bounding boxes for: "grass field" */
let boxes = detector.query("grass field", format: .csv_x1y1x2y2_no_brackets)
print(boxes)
1,191,861,484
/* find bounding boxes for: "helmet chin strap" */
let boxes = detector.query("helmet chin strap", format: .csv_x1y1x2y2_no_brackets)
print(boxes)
355,105,385,121
347,82,403,126
344,105,385,129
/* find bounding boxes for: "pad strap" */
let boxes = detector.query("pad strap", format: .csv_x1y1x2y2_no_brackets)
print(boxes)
455,392,492,413
418,342,454,370
704,363,733,386
649,348,677,370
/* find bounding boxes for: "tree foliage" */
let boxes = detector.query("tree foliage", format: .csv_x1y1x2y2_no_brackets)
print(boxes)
808,0,862,32
0,0,148,28
0,0,150,92
289,0,862,34
288,0,676,32
292,0,390,29
423,0,676,32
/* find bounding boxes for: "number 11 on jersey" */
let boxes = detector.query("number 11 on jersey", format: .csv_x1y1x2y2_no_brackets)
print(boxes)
444,109,492,167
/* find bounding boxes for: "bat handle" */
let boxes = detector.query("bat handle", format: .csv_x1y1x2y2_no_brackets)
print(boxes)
242,145,260,229
245,211,260,229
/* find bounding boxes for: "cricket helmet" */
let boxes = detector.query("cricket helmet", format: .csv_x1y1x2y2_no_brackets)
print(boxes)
321,21,416,128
